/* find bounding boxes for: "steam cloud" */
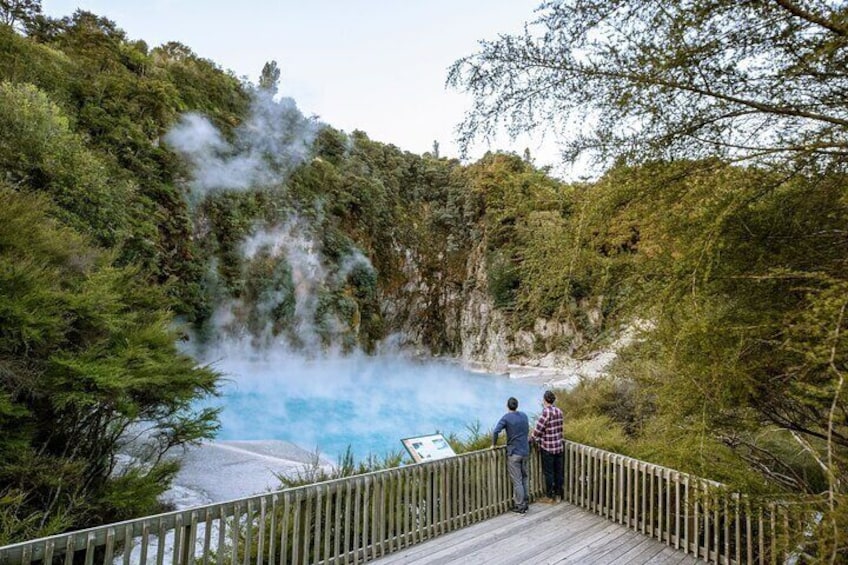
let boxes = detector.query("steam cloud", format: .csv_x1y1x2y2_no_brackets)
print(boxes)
165,91,320,195
165,87,369,352
165,86,529,465
241,218,330,351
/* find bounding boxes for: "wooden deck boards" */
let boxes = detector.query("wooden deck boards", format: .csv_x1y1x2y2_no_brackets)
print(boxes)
372,502,701,565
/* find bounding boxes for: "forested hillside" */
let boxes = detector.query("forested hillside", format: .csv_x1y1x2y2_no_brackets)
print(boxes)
1,0,846,558
0,3,584,541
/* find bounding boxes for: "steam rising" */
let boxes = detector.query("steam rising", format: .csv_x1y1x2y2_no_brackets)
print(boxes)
241,218,328,350
166,87,364,351
165,91,319,194
165,86,534,463
334,249,372,284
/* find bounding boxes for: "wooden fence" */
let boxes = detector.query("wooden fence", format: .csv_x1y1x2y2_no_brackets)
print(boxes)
563,442,819,564
0,447,544,565
0,441,820,564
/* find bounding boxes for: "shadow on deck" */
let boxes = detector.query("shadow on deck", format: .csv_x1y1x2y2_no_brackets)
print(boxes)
372,501,701,564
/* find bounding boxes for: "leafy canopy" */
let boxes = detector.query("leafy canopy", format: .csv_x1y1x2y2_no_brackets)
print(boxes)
449,1,848,170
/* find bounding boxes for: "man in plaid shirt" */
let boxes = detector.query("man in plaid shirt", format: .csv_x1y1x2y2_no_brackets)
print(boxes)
530,390,564,502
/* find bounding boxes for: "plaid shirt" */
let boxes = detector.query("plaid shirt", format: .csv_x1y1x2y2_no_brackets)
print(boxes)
530,405,564,453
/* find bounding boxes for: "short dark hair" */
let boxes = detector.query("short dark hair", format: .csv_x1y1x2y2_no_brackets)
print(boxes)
544,390,556,404
507,397,518,411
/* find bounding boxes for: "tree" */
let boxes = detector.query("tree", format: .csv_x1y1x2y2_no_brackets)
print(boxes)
151,41,249,130
259,60,280,96
0,185,220,538
0,81,130,246
464,152,576,324
596,160,848,558
0,0,41,33
450,3,848,556
448,1,848,171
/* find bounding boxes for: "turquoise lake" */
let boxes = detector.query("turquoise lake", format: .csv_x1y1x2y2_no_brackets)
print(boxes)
205,352,542,462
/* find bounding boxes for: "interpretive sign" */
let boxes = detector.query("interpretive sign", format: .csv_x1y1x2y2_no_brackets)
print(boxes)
401,433,456,463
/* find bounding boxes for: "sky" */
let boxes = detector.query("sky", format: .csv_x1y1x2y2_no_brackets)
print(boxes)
40,1,565,171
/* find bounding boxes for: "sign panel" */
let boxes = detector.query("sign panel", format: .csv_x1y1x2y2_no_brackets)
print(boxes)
401,433,456,463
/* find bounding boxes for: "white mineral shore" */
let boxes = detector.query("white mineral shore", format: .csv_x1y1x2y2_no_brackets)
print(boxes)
488,324,644,389
115,440,333,564
465,346,618,389
162,439,334,508
502,347,619,388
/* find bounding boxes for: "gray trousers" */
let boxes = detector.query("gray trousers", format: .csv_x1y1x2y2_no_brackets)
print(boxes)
507,454,529,509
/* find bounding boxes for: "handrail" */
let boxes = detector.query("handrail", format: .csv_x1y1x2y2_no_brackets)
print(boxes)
0,441,820,564
0,446,544,565
561,442,820,564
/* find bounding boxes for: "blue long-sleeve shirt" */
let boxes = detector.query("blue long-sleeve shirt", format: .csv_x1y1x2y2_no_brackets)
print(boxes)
492,410,530,456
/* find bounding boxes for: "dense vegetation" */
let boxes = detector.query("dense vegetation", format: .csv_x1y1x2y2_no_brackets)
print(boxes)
0,2,570,541
1,0,846,559
0,6,244,541
452,0,848,558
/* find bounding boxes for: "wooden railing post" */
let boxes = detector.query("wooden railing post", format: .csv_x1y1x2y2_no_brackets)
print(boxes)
179,524,192,565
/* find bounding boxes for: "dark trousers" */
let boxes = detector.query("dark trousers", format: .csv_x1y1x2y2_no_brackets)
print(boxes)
540,449,564,498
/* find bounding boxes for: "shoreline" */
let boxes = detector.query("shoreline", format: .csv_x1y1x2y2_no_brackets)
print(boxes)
463,356,611,389
504,365,583,388
164,439,333,509
463,326,639,388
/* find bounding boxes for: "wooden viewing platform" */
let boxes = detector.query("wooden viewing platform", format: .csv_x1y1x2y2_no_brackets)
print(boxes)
0,441,816,564
374,500,699,564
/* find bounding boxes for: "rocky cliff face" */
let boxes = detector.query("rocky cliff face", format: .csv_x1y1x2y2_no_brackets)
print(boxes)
383,239,605,374
459,242,510,373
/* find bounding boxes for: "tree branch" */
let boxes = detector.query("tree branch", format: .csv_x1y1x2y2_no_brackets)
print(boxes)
535,60,848,129
773,0,848,37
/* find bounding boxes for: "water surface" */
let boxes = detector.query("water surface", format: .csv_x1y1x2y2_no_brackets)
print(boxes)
206,352,542,462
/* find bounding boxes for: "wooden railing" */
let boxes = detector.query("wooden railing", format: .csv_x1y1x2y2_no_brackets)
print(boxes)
0,447,545,565
0,441,820,564
562,442,819,564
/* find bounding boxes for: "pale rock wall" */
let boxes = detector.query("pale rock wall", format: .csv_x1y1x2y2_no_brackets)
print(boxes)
381,240,606,374
456,241,607,374
459,242,510,373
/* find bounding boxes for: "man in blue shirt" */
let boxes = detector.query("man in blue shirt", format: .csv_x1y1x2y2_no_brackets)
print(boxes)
492,397,530,514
